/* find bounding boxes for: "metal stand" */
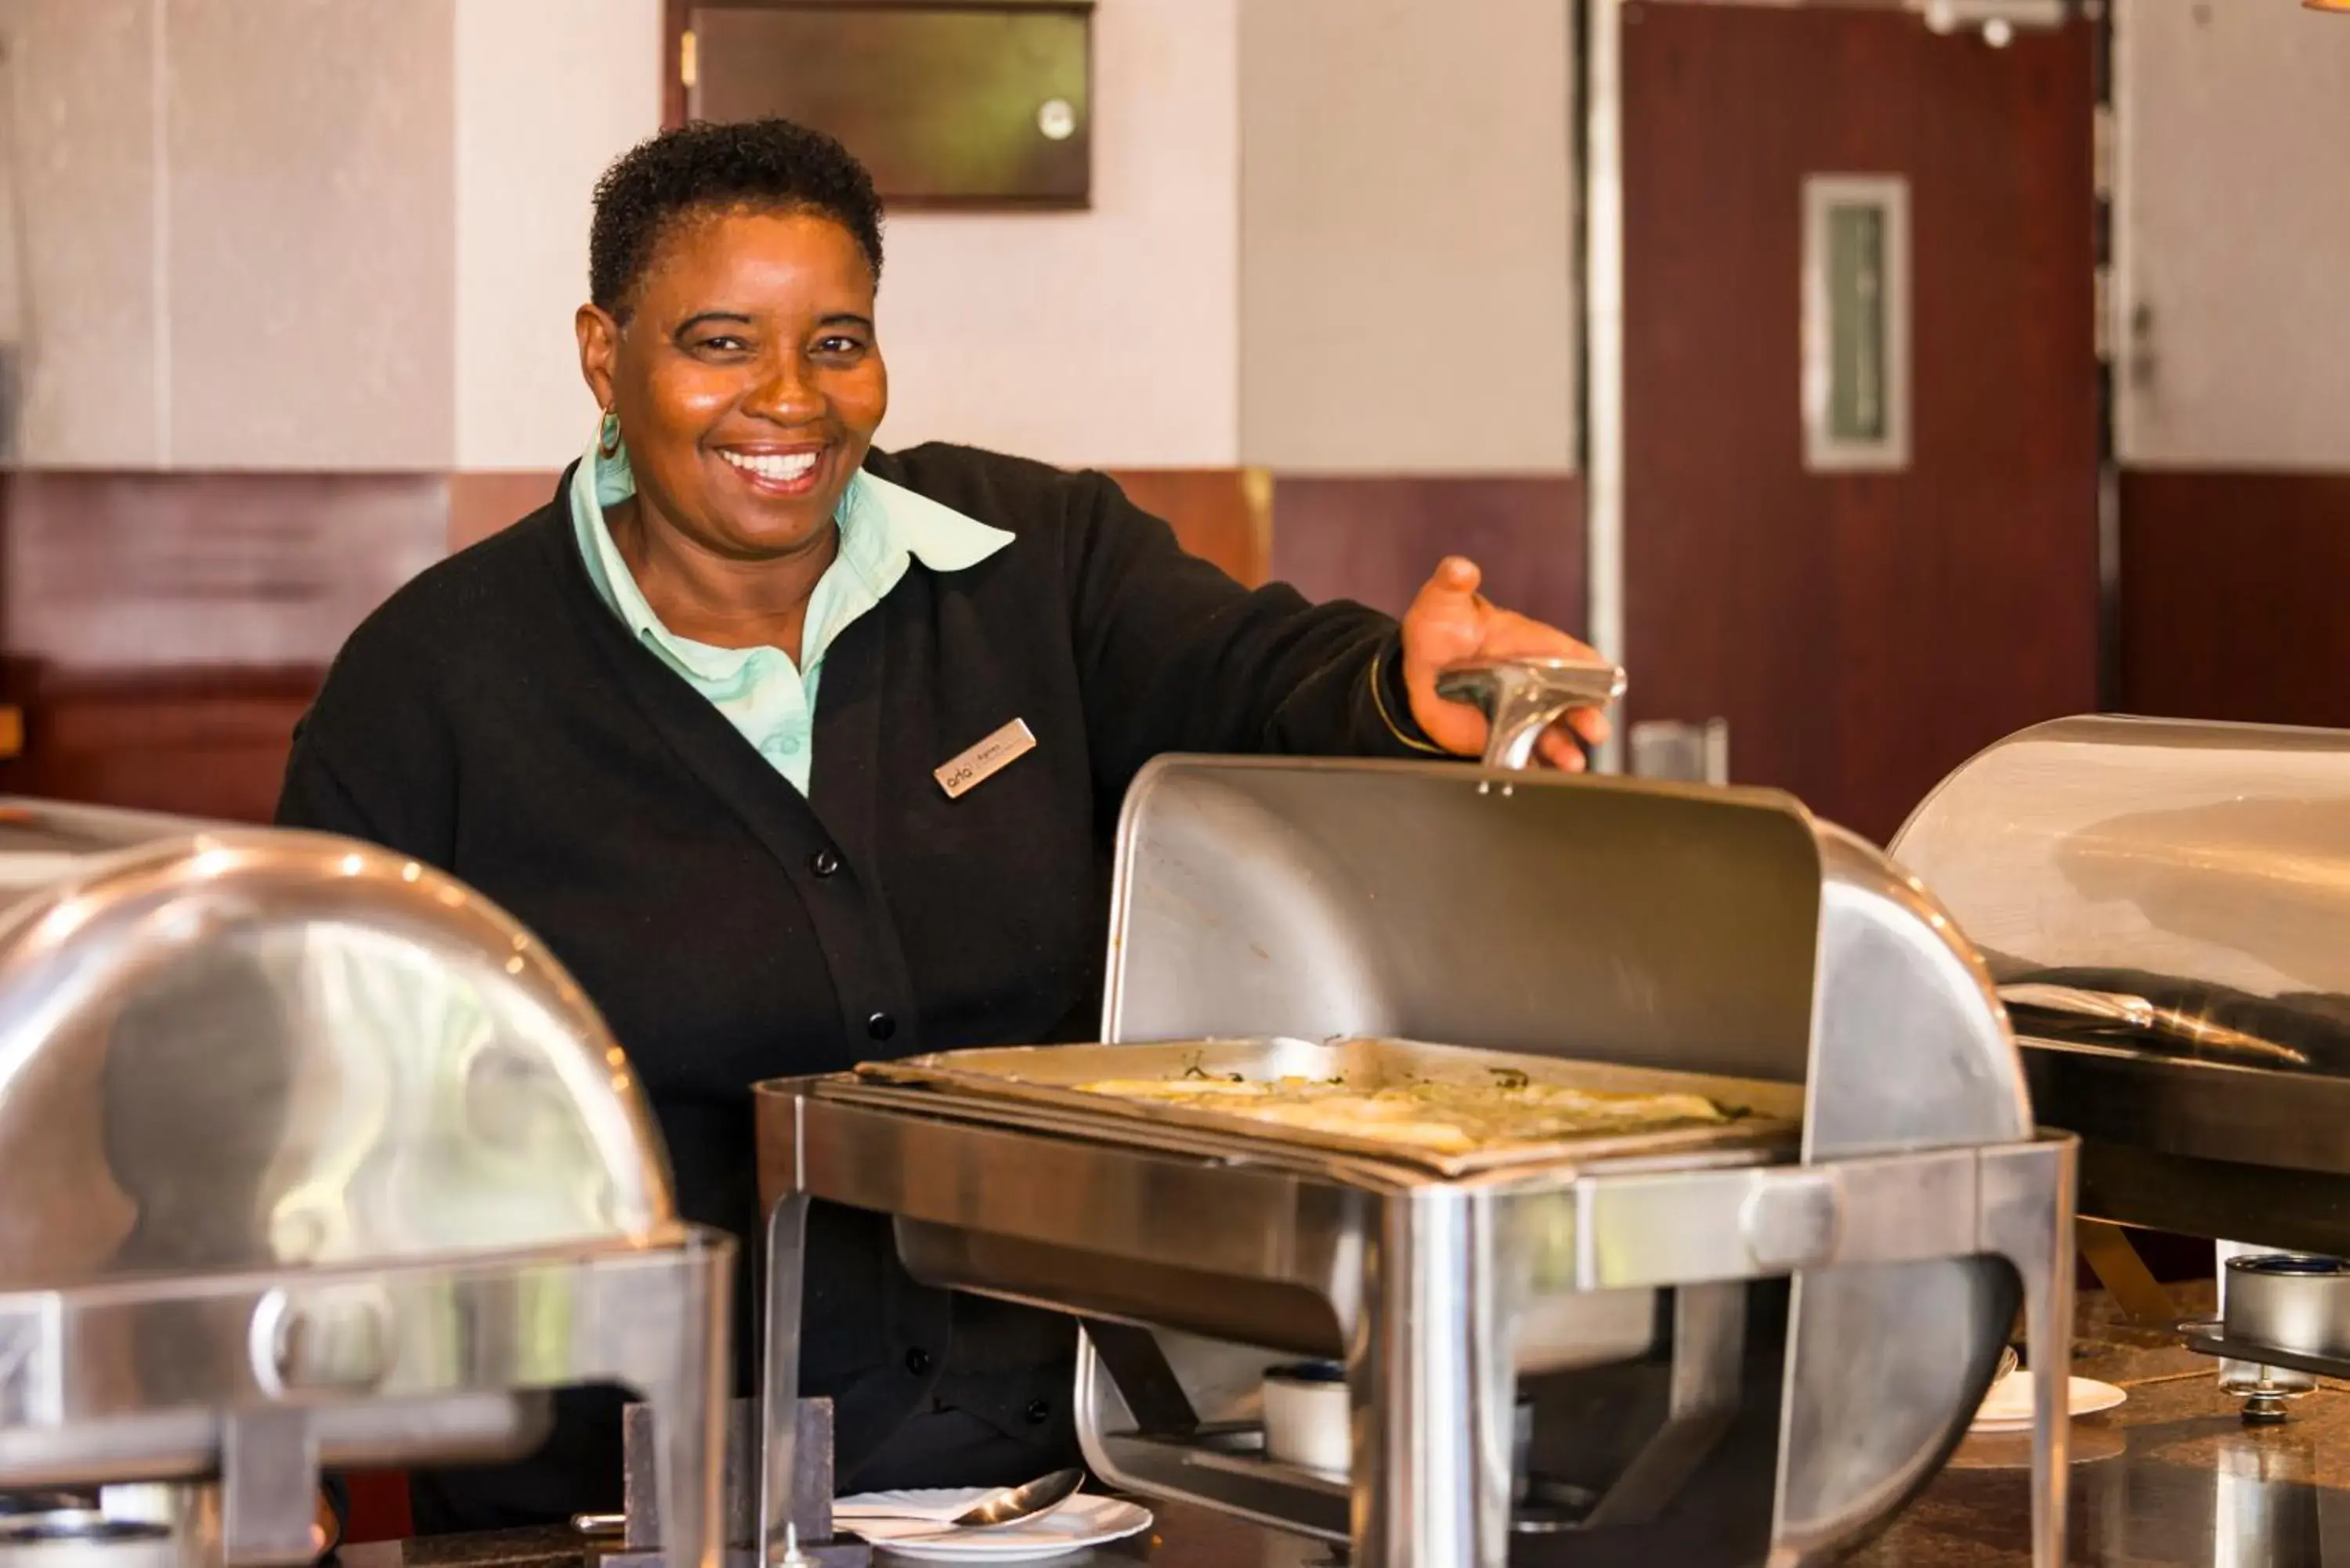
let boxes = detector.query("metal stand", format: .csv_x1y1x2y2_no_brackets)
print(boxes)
759,1075,2075,1568
2179,1323,2350,1426
0,1233,735,1568
621,1399,861,1567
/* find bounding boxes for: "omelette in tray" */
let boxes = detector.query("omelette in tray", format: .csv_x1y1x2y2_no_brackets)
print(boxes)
854,1036,1802,1177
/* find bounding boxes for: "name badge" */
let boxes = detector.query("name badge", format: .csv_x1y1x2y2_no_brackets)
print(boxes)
935,718,1037,799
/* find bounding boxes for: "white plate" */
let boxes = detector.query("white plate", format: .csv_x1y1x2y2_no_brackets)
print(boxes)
836,1490,1153,1563
1969,1371,2127,1432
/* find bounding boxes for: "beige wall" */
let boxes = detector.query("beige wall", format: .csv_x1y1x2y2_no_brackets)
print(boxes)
165,0,454,470
874,0,1243,469
455,0,664,471
2117,0,2350,470
3,0,166,467
1,0,455,470
1238,0,1578,475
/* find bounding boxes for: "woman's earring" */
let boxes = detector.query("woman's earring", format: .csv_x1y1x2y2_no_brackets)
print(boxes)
597,407,624,458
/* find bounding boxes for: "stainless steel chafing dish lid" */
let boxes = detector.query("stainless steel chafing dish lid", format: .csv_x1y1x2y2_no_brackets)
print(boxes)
1891,716,2350,1073
1103,753,2030,1160
0,800,676,1292
1889,717,2350,1251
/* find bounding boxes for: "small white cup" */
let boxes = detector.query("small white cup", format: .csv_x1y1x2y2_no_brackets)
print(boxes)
1263,1363,1350,1475
1262,1363,1535,1490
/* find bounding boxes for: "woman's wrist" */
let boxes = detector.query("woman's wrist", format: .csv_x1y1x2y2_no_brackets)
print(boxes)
1370,639,1448,757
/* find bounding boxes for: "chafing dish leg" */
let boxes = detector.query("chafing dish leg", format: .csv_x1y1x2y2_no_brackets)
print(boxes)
1978,1140,2076,1568
593,1237,733,1568
758,1195,813,1568
219,1411,318,1566
1358,1188,1514,1568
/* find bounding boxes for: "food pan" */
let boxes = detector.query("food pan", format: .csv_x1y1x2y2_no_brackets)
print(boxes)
853,1037,1802,1178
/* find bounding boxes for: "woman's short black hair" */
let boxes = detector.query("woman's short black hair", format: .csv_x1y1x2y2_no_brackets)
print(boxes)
589,117,885,316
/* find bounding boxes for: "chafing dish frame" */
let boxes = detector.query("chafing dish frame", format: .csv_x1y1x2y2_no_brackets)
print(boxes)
0,1230,733,1568
752,1078,2072,1568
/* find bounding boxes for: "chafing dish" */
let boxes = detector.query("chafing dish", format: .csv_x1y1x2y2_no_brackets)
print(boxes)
754,662,2074,1568
1891,714,2350,1416
0,801,731,1568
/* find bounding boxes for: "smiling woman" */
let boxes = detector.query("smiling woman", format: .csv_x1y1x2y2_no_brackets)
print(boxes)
275,118,1610,1534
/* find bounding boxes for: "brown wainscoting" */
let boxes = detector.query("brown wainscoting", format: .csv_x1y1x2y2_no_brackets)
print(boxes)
0,462,1270,823
452,468,1267,582
1265,475,1585,631
1106,468,1271,588
2120,469,2350,728
0,468,447,822
0,469,448,673
2,663,323,824
450,470,562,553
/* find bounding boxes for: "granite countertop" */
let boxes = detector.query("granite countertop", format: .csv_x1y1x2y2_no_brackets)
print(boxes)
1853,1280,2350,1568
351,1284,2350,1568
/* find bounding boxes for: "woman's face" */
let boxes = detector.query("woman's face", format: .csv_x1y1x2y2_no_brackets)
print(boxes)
578,206,888,559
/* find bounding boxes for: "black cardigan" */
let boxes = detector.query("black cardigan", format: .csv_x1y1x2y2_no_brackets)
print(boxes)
276,443,1437,1526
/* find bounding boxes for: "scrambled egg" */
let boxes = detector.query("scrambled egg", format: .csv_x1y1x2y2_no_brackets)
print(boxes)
1071,1072,1726,1154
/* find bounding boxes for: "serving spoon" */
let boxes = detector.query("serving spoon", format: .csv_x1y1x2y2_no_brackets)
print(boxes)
835,1467,1086,1534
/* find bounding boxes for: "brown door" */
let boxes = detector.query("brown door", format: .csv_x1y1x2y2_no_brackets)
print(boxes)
1619,2,2099,844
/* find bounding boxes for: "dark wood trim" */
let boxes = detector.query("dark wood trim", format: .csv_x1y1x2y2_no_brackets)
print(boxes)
664,0,689,128
0,663,324,824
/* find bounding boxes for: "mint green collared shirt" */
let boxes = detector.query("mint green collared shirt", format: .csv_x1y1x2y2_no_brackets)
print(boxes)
570,435,1013,795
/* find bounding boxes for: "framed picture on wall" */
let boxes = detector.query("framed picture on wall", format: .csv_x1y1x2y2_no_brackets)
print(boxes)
670,2,1094,208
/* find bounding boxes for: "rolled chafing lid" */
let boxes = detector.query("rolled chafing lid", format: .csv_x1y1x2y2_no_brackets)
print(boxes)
1104,753,2030,1159
1891,715,2350,1241
0,800,678,1292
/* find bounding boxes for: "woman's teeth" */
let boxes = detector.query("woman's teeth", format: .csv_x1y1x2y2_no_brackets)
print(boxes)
721,450,819,482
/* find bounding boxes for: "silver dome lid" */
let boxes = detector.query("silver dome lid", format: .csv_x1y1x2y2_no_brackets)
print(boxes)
0,810,674,1291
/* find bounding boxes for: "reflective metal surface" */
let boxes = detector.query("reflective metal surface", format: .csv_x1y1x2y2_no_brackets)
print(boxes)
759,755,2073,1568
1893,714,2350,1076
1892,714,2350,1419
0,815,672,1287
2225,1256,2350,1364
1100,759,1825,1083
1433,658,1625,771
0,803,730,1568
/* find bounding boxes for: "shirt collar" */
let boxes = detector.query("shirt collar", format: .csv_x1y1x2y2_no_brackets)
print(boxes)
569,430,1013,659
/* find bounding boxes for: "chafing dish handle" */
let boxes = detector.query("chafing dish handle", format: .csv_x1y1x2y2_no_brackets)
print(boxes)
1997,982,2311,1068
1434,656,1628,771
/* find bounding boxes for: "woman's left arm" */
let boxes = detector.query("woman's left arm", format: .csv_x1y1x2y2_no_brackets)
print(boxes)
1061,474,1605,789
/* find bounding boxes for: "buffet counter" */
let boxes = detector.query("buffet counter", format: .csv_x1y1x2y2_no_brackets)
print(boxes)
338,1287,2350,1568
1853,1282,2349,1568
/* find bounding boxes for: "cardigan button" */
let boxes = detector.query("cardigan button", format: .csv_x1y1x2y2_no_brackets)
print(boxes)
905,1347,933,1377
810,849,841,878
867,1012,897,1042
1025,1398,1051,1425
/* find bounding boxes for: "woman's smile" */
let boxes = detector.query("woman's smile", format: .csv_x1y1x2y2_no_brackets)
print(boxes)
714,441,830,499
